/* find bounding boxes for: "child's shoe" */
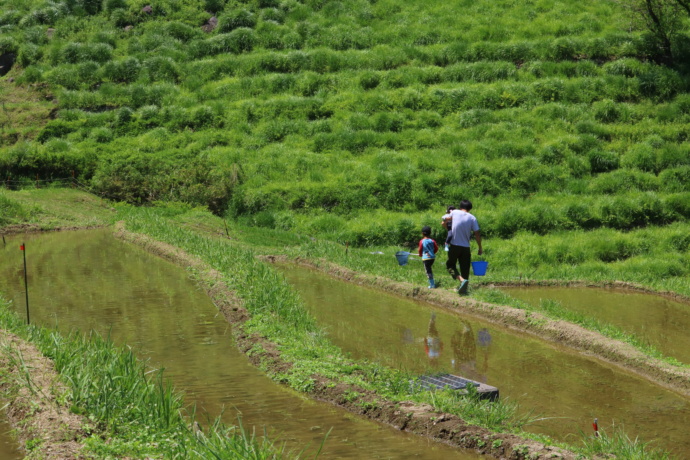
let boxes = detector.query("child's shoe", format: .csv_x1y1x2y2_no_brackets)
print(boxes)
428,278,436,289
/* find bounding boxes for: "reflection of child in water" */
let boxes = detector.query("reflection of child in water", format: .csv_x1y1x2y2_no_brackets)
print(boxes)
424,313,443,367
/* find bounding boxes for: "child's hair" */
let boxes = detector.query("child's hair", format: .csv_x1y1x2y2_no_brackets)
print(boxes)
446,205,455,213
421,225,431,236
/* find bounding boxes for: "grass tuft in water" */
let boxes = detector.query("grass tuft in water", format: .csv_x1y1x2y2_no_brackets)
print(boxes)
577,426,671,460
420,385,538,432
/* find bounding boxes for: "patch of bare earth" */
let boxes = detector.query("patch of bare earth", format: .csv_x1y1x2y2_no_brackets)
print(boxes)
113,225,578,460
1,225,109,236
0,223,42,235
0,330,91,459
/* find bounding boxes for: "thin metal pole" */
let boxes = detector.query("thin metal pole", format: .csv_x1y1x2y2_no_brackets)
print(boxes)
22,242,29,325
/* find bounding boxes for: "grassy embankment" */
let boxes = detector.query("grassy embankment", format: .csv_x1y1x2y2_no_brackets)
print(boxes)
0,0,689,266
1,188,677,459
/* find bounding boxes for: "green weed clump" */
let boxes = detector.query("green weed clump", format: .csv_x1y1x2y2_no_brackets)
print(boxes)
421,386,535,432
577,427,671,460
0,191,36,224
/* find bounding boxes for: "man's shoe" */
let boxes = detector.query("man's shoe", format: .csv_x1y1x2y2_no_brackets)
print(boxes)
458,279,469,294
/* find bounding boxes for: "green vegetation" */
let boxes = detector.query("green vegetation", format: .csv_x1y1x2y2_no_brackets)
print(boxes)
578,426,671,460
0,0,689,259
0,187,116,228
0,296,288,459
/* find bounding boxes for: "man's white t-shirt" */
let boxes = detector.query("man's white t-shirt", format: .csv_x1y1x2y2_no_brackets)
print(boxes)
449,209,479,247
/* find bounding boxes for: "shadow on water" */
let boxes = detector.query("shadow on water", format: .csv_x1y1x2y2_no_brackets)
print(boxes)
276,264,690,458
0,230,486,460
500,286,690,365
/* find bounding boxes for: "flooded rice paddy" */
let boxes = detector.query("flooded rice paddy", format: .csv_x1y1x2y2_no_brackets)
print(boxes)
277,264,690,458
0,417,21,460
0,230,485,459
500,286,690,365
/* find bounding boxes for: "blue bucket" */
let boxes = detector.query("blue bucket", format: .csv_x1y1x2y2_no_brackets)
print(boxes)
395,251,411,266
471,261,488,276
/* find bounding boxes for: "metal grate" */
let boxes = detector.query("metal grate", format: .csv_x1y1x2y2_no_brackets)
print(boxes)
417,374,480,391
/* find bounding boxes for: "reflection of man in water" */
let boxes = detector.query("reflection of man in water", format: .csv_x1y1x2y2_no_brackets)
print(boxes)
451,322,491,383
424,313,443,367
476,328,491,383
451,320,477,379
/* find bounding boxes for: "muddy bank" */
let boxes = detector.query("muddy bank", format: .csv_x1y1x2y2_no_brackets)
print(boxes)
0,330,91,459
263,256,690,399
113,224,577,460
0,224,106,236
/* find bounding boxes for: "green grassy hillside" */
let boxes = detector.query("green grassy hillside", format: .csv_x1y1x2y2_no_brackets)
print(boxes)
1,0,689,281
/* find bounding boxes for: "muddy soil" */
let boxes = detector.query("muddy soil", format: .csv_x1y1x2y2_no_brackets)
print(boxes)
113,224,578,460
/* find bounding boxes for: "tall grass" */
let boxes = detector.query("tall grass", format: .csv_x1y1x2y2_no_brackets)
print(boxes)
422,385,537,432
578,427,671,460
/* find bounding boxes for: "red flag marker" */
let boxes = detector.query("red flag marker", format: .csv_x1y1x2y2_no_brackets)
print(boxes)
20,244,25,251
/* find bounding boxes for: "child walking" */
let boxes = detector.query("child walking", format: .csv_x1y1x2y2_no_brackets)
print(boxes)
418,226,439,289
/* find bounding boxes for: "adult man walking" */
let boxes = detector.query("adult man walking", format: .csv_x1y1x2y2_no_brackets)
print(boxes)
445,200,483,294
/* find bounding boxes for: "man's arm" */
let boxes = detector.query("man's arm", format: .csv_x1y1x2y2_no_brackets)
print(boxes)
474,230,483,255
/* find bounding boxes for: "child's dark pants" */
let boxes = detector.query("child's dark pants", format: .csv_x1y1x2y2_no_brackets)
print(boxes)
423,259,435,279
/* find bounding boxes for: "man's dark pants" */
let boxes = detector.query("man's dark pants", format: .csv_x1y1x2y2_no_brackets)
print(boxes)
446,245,471,281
